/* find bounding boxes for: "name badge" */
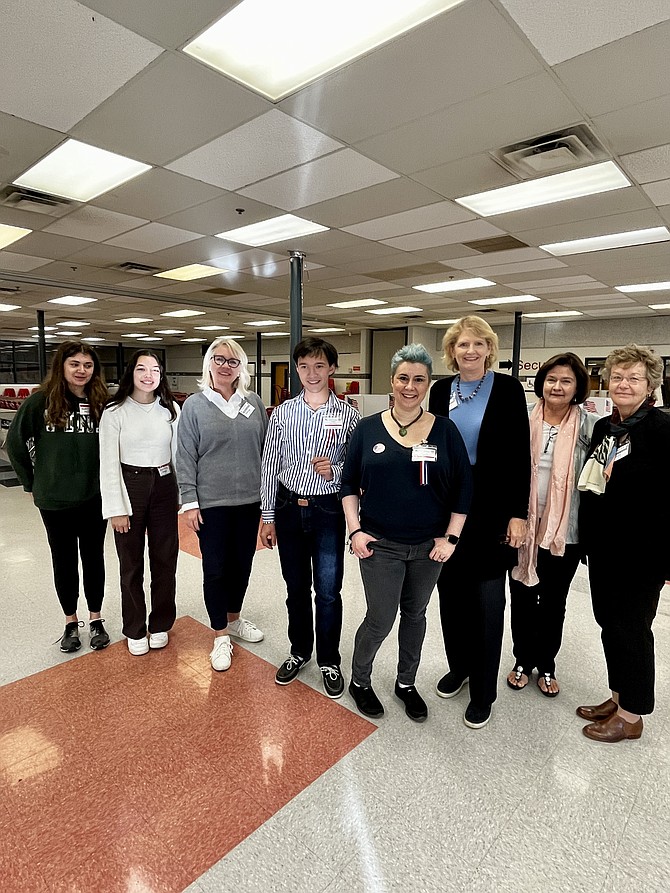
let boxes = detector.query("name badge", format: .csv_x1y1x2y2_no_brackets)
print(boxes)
239,401,255,418
412,443,437,462
157,464,171,476
614,442,630,461
79,402,90,417
323,414,343,431
449,392,458,412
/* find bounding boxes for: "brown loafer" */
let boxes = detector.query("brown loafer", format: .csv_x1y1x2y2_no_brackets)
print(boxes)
582,712,643,743
576,698,617,721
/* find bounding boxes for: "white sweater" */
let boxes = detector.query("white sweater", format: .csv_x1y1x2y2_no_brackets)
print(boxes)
99,397,180,518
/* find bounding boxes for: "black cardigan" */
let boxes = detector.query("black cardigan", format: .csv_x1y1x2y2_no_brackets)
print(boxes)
429,372,531,577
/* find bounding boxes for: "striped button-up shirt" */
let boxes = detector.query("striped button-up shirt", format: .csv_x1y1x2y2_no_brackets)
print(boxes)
260,391,360,522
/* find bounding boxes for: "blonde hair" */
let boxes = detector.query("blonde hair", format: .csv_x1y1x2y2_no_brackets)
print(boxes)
604,343,663,392
441,315,499,373
198,337,251,395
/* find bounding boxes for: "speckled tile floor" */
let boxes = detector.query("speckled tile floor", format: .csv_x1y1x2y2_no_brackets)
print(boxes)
1,485,669,893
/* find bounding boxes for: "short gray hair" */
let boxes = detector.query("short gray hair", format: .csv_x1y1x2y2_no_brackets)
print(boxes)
198,337,251,395
605,343,663,392
390,343,433,377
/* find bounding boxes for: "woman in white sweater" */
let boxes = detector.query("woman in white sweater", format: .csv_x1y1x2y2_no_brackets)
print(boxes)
99,351,180,655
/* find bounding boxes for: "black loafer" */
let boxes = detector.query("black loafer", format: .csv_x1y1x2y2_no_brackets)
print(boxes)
348,681,384,718
60,621,82,653
89,619,110,650
394,682,428,722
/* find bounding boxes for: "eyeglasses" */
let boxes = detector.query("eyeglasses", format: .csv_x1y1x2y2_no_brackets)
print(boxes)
212,355,240,368
609,374,647,385
543,425,558,454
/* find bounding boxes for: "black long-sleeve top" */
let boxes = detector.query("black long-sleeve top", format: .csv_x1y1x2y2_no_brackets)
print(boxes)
340,414,472,544
429,372,531,577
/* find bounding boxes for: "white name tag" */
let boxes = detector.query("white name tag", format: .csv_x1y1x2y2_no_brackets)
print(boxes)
323,414,343,431
157,464,171,476
412,443,438,462
239,401,255,418
449,392,458,412
614,442,630,461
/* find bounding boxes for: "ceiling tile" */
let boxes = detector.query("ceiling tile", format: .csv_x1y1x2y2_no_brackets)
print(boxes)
9,231,96,259
342,201,473,241
444,248,549,270
91,169,226,221
382,221,506,251
593,94,670,156
238,149,398,211
514,208,665,247
0,252,52,272
157,191,281,235
332,282,406,294
0,113,63,184
72,52,270,165
622,144,670,184
167,109,341,190
412,154,516,199
643,180,670,207
559,294,634,306
0,0,161,130
106,222,202,252
499,0,670,64
355,74,581,173
467,258,567,276
555,20,670,116
43,206,146,241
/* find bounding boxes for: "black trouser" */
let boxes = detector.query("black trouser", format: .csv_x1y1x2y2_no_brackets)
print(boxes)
588,552,663,715
115,465,179,640
196,503,260,630
39,496,107,617
437,551,506,708
508,544,581,676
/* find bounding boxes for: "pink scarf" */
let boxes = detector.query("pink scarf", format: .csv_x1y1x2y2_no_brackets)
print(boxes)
511,402,580,586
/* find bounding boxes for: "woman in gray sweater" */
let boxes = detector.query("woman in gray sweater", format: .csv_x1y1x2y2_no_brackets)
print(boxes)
176,337,268,671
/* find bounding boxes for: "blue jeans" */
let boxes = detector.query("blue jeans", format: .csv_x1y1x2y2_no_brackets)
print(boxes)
275,485,345,666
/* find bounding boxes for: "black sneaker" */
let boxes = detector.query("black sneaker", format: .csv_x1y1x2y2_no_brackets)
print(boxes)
275,654,309,685
89,619,110,650
60,621,83,653
321,665,345,699
436,672,469,699
348,680,384,718
464,701,492,729
394,682,428,722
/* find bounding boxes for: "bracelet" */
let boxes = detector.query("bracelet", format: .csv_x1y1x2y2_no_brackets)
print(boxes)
348,528,363,540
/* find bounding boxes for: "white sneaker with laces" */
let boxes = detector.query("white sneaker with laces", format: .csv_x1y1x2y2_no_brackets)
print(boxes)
227,617,264,643
149,631,169,649
127,636,149,656
210,635,233,671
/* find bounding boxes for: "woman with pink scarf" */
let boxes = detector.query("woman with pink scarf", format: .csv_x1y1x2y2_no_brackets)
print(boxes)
507,353,597,698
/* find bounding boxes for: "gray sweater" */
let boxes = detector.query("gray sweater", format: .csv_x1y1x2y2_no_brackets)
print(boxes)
176,391,267,508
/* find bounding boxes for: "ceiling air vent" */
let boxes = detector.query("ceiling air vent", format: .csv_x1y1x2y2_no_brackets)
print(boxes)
0,186,74,214
115,262,162,275
0,285,21,294
462,236,529,254
205,287,245,296
491,125,609,179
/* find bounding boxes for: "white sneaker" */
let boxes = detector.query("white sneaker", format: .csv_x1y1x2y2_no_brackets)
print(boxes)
149,631,169,649
227,617,264,643
210,635,233,671
127,636,149,656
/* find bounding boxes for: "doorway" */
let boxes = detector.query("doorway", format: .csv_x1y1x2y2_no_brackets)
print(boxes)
271,361,289,405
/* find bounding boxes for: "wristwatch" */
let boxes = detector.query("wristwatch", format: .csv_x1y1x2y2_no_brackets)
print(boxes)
446,534,460,545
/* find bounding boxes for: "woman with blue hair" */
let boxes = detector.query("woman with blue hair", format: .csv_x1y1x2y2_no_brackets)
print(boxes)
341,344,472,722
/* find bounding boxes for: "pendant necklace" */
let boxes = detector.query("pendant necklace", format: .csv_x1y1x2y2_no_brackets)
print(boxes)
455,372,487,404
390,406,423,437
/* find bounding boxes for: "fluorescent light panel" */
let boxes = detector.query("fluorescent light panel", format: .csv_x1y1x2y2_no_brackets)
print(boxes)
48,296,97,306
649,303,670,310
14,139,150,202
308,327,345,333
154,329,186,335
59,320,90,326
0,223,31,249
56,330,81,336
413,278,495,293
122,333,148,338
426,319,460,325
615,281,670,293
540,226,670,256
116,317,152,324
469,295,540,306
327,298,387,309
193,325,231,331
181,338,207,342
184,0,465,101
81,337,104,342
153,264,225,281
160,309,206,318
262,332,289,337
0,303,21,311
365,306,423,315
523,310,583,318
137,337,162,342
244,320,283,327
455,161,630,217
216,214,328,247
29,326,57,331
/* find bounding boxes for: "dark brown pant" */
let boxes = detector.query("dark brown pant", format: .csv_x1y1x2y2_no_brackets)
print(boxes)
115,465,179,639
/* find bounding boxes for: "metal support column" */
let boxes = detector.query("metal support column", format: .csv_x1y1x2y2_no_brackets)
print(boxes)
288,251,305,397
36,310,47,380
11,341,18,384
256,331,262,397
511,310,522,380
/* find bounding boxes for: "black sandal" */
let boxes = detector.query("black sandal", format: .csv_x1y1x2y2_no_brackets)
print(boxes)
507,666,530,691
538,672,559,698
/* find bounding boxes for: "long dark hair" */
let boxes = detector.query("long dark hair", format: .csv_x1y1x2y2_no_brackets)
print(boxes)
41,340,108,428
106,350,177,420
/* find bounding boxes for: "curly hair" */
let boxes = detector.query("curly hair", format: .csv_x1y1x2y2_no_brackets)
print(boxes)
604,343,663,392
41,341,108,428
106,350,177,420
441,316,499,373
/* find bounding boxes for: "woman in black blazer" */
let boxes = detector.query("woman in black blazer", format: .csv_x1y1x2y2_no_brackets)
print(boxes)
429,316,530,729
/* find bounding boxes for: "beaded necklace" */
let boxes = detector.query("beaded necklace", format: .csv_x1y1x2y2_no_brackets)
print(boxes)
455,372,487,404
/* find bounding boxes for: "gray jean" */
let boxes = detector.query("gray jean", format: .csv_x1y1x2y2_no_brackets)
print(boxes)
352,535,442,687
